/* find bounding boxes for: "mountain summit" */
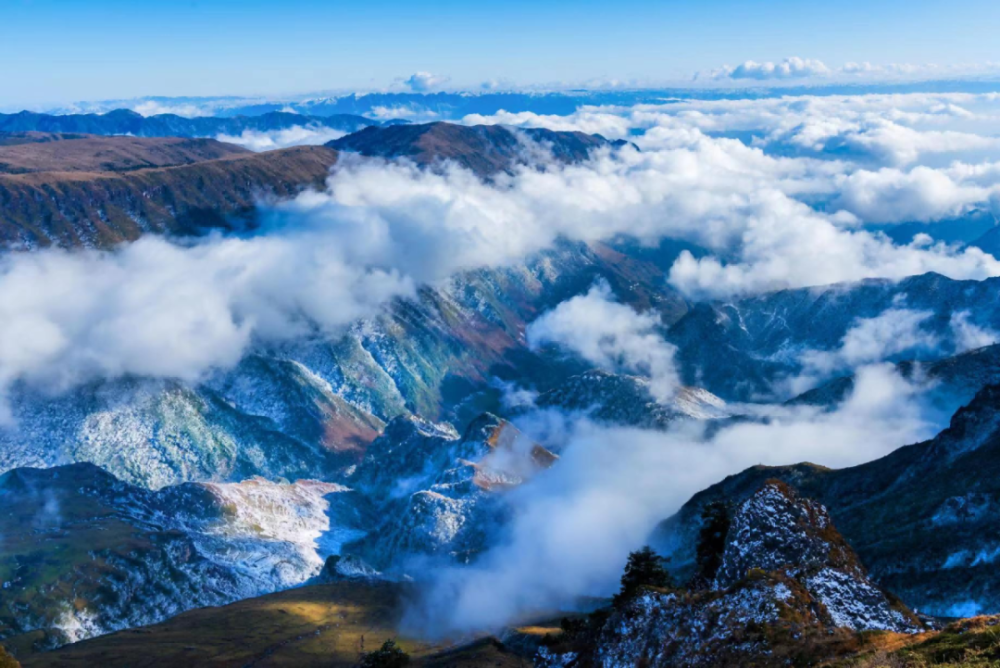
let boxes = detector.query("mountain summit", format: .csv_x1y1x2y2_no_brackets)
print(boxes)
329,121,630,177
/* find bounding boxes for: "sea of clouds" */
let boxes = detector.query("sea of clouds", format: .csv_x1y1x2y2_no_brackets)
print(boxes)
4,89,1000,632
6,91,1000,417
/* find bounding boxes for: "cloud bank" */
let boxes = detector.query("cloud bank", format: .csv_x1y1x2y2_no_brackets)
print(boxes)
699,57,1000,83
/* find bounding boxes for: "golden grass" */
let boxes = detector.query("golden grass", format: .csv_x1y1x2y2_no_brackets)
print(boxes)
16,582,443,668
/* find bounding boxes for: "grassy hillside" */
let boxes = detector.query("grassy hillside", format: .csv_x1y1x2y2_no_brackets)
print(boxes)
0,133,250,174
0,145,339,248
14,582,439,668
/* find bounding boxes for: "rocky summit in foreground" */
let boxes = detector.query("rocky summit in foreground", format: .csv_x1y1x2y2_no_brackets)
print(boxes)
541,482,922,668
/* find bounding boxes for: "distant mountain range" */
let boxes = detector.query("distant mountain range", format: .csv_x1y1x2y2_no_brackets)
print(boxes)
0,109,373,138
44,80,1000,121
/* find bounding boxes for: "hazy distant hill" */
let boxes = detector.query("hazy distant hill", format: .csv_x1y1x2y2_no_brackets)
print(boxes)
0,109,373,138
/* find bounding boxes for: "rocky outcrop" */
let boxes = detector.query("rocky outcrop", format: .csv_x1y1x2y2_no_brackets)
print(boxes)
714,482,919,633
560,483,921,668
344,413,555,569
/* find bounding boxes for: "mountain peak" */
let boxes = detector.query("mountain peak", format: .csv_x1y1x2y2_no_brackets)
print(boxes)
328,121,623,177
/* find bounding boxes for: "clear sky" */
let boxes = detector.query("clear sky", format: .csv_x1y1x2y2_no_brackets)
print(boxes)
2,0,999,107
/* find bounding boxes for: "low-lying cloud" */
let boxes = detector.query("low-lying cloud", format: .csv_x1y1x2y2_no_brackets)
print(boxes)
406,363,937,635
215,126,347,151
527,281,679,402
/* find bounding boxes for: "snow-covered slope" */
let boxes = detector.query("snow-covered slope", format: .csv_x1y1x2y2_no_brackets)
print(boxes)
0,464,367,649
534,370,729,428
0,240,684,490
344,413,555,570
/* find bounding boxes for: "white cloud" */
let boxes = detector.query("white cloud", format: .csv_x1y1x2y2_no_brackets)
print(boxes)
832,166,994,223
786,309,940,395
0,230,415,423
719,57,832,81
527,281,679,402
215,126,347,151
8,93,1000,414
401,72,451,93
950,310,1000,353
698,59,1000,84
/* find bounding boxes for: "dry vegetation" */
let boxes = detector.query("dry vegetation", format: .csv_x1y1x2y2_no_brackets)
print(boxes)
0,144,339,247
0,133,249,174
15,582,440,668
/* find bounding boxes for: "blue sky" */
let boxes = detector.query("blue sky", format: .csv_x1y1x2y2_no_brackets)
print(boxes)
2,0,1000,107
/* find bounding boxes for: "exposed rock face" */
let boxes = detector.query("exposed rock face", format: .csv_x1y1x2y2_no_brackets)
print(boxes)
0,464,366,650
329,121,630,177
654,383,1000,618
715,482,918,633
344,413,555,569
592,483,920,668
533,370,729,428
